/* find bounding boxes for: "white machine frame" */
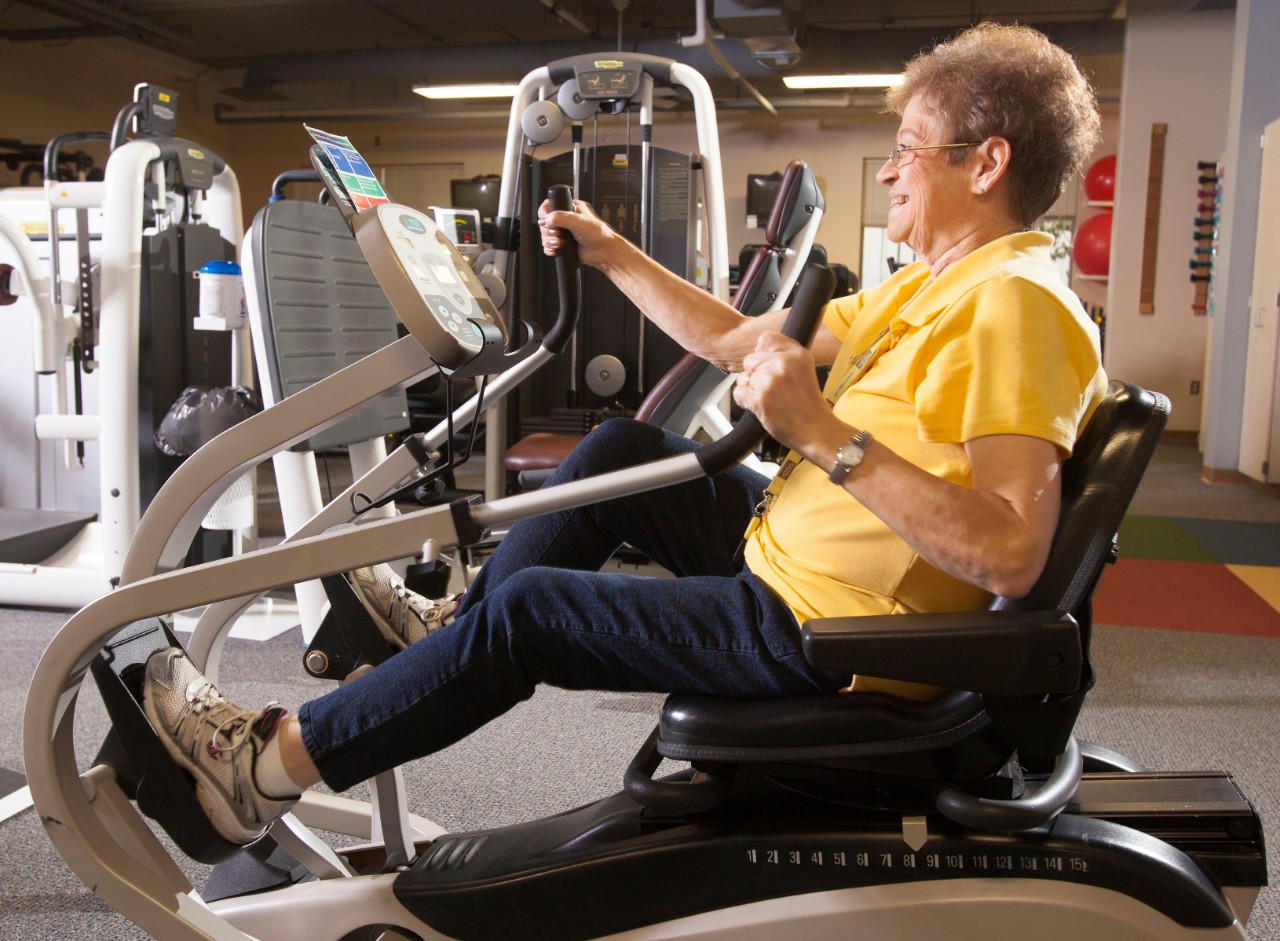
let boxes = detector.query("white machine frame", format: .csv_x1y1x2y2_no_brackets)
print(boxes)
0,137,249,609
481,54,732,499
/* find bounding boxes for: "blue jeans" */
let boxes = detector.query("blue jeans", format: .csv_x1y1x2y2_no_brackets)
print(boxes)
299,419,848,792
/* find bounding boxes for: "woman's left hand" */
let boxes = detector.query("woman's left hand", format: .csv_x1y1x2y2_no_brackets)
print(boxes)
732,331,844,456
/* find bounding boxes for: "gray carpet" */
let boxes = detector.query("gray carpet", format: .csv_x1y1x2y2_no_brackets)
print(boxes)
0,611,670,940
1,440,1278,939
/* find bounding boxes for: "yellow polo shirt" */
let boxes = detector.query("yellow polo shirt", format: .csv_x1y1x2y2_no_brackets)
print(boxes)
742,232,1106,697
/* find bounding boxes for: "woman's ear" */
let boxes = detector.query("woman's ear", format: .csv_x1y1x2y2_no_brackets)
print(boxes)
973,136,1011,195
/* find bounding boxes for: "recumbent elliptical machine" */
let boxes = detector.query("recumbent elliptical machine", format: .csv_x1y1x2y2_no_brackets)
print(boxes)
23,167,1266,939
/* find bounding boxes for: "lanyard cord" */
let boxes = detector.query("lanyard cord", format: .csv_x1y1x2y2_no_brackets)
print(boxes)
741,280,929,545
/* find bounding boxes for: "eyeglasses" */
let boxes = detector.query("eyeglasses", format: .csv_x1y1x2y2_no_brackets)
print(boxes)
889,142,980,167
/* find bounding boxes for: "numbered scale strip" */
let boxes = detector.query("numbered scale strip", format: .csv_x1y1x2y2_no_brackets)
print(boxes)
745,846,1089,876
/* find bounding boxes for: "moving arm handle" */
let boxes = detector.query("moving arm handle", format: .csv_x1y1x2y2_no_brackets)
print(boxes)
541,184,580,355
696,263,835,476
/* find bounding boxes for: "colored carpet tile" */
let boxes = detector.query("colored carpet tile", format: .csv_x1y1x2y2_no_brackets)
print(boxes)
1092,515,1280,637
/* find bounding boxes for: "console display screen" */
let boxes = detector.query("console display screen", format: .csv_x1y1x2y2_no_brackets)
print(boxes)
429,260,458,285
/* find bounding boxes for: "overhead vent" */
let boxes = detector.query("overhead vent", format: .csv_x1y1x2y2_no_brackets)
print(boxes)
713,0,803,69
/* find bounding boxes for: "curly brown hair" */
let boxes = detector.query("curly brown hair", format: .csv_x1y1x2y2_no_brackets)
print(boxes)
885,22,1102,227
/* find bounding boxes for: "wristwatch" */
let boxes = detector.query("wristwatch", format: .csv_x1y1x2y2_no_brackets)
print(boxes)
828,429,873,485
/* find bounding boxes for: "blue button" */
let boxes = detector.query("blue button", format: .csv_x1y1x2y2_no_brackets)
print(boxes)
400,214,426,234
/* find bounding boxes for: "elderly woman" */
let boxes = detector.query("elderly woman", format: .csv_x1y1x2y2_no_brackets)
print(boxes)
143,22,1106,845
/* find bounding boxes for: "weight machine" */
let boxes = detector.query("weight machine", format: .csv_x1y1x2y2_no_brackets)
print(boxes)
0,84,253,610
480,52,731,498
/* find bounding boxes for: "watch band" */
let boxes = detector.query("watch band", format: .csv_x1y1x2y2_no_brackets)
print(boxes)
828,429,873,485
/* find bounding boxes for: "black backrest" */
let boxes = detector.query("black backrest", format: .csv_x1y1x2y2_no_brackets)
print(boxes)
765,160,825,247
986,380,1167,761
994,380,1170,638
640,164,821,432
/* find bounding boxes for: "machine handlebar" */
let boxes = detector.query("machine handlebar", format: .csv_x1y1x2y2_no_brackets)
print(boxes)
695,263,836,476
542,184,581,355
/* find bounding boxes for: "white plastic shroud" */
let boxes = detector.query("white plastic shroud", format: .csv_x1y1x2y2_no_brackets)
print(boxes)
353,203,505,370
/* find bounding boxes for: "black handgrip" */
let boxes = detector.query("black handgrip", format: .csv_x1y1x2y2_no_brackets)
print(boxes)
109,101,145,152
271,168,321,199
777,262,836,349
43,131,110,182
542,184,581,355
696,264,836,476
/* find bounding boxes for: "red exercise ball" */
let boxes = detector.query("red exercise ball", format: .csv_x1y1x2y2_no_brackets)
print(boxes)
1084,154,1116,204
1072,212,1112,277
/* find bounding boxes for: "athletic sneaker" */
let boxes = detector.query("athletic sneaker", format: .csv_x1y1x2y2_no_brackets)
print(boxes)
142,647,299,845
347,563,462,649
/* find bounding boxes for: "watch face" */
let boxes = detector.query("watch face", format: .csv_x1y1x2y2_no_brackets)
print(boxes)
830,431,871,484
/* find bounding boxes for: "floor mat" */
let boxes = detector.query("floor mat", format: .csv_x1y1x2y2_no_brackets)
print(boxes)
1096,516,1280,637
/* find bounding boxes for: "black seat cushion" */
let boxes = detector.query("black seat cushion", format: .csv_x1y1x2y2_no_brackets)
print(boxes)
659,689,987,762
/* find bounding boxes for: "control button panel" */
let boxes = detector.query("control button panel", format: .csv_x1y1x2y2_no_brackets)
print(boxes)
356,203,505,369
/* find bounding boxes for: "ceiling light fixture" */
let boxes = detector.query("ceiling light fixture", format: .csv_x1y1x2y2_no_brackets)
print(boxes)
782,74,904,90
413,83,520,100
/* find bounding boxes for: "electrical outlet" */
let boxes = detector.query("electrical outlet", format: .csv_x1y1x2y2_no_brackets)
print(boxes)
1190,380,1201,395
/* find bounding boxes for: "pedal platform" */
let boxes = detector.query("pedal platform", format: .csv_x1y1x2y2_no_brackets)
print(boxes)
304,574,399,680
305,557,453,681
90,618,251,864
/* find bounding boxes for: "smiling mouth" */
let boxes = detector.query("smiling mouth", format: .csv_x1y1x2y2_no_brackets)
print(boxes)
890,194,909,206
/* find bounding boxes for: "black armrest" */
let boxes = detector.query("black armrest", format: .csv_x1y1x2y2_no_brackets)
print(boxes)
801,609,1082,697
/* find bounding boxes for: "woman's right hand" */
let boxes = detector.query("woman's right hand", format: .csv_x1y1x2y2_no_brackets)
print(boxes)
538,198,615,268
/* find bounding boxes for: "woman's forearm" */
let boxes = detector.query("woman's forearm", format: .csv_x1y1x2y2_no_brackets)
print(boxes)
542,202,774,372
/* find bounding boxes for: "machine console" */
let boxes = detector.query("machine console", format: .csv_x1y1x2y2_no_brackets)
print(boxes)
305,126,528,377
352,203,507,372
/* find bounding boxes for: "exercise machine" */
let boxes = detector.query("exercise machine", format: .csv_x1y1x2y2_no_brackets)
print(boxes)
478,52,732,498
24,159,1266,938
0,84,252,609
503,156,826,491
242,165,414,640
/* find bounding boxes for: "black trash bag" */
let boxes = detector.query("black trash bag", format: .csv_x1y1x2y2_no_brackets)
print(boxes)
155,385,262,457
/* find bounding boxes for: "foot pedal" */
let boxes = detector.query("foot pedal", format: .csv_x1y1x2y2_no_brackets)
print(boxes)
204,832,313,902
403,555,451,598
89,619,251,864
304,574,398,680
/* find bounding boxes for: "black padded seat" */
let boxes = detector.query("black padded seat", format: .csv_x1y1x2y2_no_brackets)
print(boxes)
640,381,1170,804
659,689,995,766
